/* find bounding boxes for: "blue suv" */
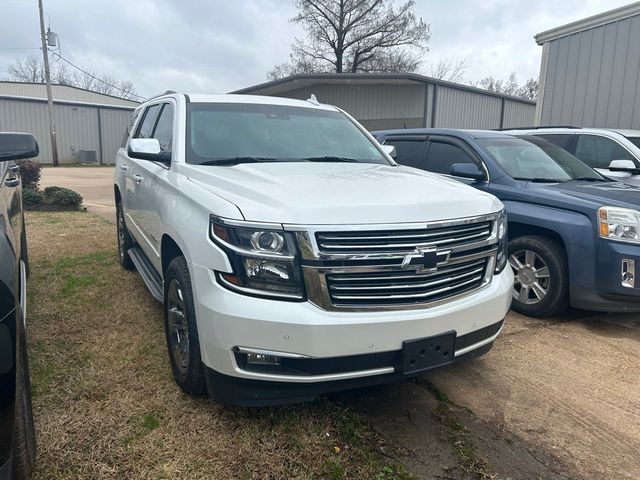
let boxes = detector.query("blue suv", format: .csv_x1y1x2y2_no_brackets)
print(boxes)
373,128,640,317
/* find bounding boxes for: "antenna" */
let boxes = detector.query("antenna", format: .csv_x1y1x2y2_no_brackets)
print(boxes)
307,94,320,106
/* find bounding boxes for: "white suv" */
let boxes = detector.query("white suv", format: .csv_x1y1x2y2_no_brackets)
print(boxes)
511,127,640,187
114,92,513,406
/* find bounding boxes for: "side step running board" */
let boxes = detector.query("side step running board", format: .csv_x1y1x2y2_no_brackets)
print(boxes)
128,246,163,303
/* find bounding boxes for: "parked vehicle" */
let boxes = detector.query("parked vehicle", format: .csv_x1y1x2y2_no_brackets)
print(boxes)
374,128,640,317
508,127,640,187
114,93,513,406
0,133,37,480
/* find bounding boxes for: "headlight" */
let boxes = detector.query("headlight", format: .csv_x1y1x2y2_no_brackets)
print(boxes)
210,218,305,300
495,210,508,273
599,207,640,244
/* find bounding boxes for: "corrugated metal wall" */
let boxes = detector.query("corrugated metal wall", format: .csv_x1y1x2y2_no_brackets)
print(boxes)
0,97,133,164
273,84,425,121
538,13,640,128
262,81,535,130
435,86,503,129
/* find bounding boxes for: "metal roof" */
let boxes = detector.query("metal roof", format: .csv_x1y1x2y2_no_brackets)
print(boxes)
0,81,140,107
231,73,536,105
535,1,640,44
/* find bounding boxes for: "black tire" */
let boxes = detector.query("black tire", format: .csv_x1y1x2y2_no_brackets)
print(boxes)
12,316,36,479
508,236,569,318
163,256,206,396
116,202,135,270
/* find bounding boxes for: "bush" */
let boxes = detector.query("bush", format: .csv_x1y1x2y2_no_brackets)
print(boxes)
43,187,83,208
16,159,41,189
22,188,45,206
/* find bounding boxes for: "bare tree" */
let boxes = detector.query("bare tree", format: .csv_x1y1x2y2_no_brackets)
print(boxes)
473,72,538,101
269,0,430,79
429,56,469,83
6,55,138,100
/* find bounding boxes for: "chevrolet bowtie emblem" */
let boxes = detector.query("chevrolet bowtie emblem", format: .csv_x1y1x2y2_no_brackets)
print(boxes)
401,247,451,273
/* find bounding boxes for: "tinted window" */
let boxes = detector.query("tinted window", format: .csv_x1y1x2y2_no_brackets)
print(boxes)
153,104,174,153
135,104,161,139
187,103,387,165
385,139,427,169
121,109,142,148
625,136,640,149
536,134,573,150
426,142,477,175
480,137,604,182
574,134,635,169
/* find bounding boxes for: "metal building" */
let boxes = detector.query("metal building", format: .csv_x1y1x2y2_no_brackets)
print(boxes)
535,2,640,128
232,74,535,131
0,81,138,164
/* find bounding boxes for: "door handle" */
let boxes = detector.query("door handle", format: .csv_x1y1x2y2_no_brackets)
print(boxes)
8,164,20,172
132,174,143,184
5,178,20,187
120,164,128,171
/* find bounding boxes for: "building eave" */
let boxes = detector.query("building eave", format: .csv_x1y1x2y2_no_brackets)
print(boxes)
535,1,640,45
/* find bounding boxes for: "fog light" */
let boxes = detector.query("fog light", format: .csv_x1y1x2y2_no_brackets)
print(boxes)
246,353,281,366
622,259,635,288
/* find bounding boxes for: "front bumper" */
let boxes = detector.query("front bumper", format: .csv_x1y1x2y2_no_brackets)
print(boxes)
576,240,640,312
191,263,512,395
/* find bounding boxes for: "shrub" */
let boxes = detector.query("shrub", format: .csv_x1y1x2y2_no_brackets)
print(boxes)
16,159,41,189
22,188,44,206
43,187,83,208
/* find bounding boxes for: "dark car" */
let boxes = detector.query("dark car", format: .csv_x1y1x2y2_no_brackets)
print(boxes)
373,128,640,317
0,133,37,479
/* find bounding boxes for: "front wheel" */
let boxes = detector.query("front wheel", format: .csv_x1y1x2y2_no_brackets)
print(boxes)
163,256,206,396
508,236,569,317
116,202,135,270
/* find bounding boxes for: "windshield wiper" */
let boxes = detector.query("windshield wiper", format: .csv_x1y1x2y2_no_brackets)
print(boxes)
197,157,278,166
512,177,568,183
300,156,361,163
570,177,609,182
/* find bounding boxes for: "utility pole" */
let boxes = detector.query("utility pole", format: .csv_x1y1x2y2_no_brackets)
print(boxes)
38,0,59,166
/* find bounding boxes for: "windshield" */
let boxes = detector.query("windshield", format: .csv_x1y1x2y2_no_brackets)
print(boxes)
186,103,388,165
479,137,606,182
626,136,640,149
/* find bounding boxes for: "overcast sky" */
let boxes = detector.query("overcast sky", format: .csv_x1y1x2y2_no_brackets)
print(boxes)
0,0,633,98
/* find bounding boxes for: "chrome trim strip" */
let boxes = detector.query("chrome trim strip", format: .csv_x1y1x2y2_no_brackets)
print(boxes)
331,276,482,301
326,259,485,282
233,365,396,383
234,346,311,359
318,230,491,250
316,224,490,242
328,267,484,291
454,322,504,357
19,259,27,322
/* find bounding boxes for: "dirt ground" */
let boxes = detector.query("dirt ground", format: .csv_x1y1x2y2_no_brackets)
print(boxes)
23,185,640,478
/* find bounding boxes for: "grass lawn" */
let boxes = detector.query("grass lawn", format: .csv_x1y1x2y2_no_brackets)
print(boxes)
25,211,413,480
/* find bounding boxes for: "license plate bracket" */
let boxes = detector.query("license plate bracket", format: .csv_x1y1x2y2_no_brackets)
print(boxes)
402,331,456,374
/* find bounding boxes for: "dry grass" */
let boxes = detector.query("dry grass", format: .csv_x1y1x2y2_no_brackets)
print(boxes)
25,212,412,480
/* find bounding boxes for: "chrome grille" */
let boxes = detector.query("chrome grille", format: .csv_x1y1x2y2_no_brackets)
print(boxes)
316,221,492,254
326,258,487,307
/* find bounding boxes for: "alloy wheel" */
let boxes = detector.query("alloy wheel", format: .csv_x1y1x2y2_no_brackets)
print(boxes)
166,279,190,375
509,249,551,305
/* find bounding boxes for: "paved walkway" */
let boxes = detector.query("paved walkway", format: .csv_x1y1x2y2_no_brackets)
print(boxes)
40,166,116,223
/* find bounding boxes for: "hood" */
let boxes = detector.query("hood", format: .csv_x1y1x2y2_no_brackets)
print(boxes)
186,162,503,225
533,181,640,209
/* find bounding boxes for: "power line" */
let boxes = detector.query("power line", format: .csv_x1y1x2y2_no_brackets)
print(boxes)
50,51,146,101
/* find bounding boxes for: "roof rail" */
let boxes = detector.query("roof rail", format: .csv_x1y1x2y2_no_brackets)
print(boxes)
494,125,583,131
146,90,178,101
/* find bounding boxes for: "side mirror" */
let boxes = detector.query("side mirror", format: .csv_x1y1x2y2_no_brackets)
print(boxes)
128,138,169,162
381,144,397,159
609,160,638,172
0,133,39,162
450,163,484,180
